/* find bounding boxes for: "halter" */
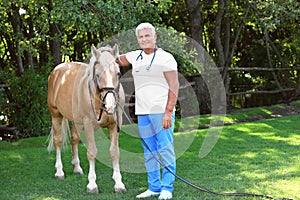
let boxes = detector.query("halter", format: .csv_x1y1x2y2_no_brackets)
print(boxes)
97,87,118,119
89,60,121,132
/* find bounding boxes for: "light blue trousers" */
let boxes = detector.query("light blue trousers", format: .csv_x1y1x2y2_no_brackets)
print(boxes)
137,113,176,193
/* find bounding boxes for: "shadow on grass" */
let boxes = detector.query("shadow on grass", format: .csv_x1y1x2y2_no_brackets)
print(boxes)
0,115,299,200
173,115,299,199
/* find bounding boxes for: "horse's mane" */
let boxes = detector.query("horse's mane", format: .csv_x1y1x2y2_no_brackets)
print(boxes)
85,45,118,83
98,46,114,54
83,45,113,64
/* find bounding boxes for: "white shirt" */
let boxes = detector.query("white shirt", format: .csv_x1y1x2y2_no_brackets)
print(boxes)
126,48,177,114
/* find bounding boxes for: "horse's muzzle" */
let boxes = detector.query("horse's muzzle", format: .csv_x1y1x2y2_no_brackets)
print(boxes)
104,104,117,115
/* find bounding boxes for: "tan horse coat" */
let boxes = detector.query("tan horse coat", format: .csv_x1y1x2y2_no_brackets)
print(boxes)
47,44,126,194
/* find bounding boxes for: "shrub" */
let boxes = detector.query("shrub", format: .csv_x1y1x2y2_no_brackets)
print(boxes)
5,68,51,137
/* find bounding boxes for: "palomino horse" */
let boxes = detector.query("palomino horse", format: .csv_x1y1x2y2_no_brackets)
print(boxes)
47,44,126,194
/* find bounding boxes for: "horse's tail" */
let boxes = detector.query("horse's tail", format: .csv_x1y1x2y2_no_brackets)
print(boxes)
47,117,70,152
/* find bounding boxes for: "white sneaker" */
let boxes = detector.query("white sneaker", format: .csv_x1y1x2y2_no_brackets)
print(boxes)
158,190,172,200
136,189,160,198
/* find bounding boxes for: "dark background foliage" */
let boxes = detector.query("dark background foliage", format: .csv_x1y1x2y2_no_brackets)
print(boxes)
0,0,299,137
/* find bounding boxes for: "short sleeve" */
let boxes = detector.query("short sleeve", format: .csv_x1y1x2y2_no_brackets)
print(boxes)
161,53,177,72
125,51,139,64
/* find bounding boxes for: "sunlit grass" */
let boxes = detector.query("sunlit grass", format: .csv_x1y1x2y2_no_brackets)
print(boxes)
0,113,299,199
175,101,300,131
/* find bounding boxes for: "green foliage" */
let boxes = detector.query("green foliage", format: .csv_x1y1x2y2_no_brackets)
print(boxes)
103,26,204,115
0,88,9,125
254,0,300,32
153,0,174,14
49,0,162,47
5,68,51,137
0,0,163,137
1,0,300,137
248,0,300,67
156,27,203,76
106,26,203,76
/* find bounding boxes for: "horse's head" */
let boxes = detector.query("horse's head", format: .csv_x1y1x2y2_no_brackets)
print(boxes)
90,44,121,116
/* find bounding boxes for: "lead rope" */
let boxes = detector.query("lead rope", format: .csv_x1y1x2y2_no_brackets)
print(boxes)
116,72,121,133
117,102,293,200
88,81,98,120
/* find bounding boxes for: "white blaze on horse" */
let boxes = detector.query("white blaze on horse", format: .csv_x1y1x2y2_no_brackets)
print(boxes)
47,44,126,194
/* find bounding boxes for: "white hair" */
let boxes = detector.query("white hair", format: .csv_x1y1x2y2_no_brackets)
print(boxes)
135,22,156,36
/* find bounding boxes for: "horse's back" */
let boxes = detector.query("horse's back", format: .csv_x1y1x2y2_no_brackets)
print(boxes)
48,62,87,121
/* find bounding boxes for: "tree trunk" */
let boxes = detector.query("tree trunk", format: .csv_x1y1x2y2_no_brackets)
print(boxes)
49,24,61,66
47,0,61,66
214,0,225,68
223,6,249,97
23,15,34,69
184,0,204,47
222,0,231,103
294,70,300,99
7,3,24,75
223,0,230,66
39,40,49,66
264,31,287,102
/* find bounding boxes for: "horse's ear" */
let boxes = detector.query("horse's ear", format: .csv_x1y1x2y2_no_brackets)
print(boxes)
112,44,119,58
91,44,100,58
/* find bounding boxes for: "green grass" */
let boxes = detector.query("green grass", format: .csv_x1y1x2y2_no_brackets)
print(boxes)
177,100,300,130
0,114,299,200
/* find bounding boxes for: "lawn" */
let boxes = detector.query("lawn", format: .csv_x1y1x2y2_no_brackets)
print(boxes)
0,114,299,200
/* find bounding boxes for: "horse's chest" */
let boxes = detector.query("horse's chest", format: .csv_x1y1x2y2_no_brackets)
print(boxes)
98,114,116,128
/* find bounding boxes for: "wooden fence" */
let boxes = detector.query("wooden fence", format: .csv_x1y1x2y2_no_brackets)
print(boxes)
224,66,300,108
226,67,300,96
0,84,18,141
1,66,299,136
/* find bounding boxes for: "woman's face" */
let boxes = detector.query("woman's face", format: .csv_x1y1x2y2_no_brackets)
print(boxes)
137,28,157,50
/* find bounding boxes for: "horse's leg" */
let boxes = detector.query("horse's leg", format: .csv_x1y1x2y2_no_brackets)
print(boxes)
84,124,99,194
52,116,65,179
70,126,84,175
109,124,126,193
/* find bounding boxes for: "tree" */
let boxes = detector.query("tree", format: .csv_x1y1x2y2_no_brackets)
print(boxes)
0,0,162,136
0,0,299,137
185,0,203,47
161,0,300,107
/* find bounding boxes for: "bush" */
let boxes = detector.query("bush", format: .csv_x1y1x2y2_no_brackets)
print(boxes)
5,68,51,137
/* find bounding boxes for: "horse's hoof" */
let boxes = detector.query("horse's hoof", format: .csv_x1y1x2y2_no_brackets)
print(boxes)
114,185,126,193
74,171,84,175
74,172,84,175
73,166,84,175
55,175,65,180
87,187,99,194
115,187,127,193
